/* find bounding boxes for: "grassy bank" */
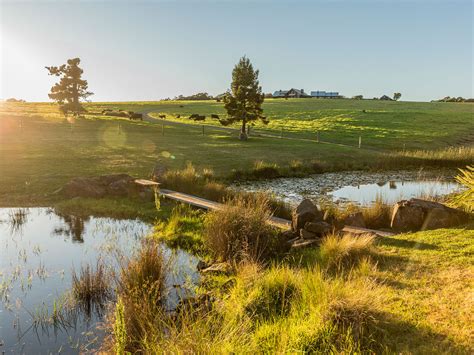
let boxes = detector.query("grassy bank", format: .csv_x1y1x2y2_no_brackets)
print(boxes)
1,101,472,206
120,208,474,353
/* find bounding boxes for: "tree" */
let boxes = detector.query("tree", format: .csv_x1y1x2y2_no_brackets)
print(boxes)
393,92,402,101
222,56,267,140
46,58,93,115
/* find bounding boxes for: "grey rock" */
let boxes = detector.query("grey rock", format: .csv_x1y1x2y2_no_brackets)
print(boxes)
292,199,323,232
304,221,331,236
300,228,317,240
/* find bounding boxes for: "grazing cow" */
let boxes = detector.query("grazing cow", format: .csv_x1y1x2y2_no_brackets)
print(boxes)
189,114,199,120
210,114,219,119
158,114,166,119
130,113,143,120
176,114,181,118
194,115,206,121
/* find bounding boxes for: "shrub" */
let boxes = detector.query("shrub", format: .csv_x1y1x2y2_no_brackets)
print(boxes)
319,233,376,273
204,195,283,262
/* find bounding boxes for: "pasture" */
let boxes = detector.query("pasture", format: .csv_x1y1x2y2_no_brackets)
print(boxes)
0,99,472,205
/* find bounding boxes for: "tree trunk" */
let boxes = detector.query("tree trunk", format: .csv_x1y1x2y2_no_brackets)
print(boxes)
239,119,248,141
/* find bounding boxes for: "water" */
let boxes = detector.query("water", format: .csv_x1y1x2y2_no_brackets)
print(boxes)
233,170,461,206
0,208,199,353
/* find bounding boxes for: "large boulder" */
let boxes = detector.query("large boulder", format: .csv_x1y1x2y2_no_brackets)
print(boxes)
391,198,470,232
60,174,136,199
292,199,323,232
61,177,106,198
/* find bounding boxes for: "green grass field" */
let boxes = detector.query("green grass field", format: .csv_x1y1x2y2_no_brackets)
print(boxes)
0,99,472,205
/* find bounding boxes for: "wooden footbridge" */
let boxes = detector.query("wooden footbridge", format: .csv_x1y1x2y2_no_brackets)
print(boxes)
135,179,394,237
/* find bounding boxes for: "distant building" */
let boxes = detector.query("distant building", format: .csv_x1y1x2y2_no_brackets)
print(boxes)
310,91,340,98
379,95,393,101
273,88,310,98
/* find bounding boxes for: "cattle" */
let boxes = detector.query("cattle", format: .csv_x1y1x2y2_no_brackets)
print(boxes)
210,114,220,119
194,115,206,121
176,114,181,118
158,114,166,119
189,114,199,120
130,113,143,120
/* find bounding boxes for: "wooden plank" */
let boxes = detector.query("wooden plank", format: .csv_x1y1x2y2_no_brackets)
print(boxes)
159,188,291,230
342,226,394,237
135,179,160,186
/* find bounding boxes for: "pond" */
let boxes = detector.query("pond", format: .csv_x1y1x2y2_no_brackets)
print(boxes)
0,208,199,354
232,170,461,206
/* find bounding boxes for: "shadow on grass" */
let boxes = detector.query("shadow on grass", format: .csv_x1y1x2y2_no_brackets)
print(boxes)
380,236,438,250
370,310,471,354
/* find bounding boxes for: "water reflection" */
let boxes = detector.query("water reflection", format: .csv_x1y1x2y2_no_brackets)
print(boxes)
0,208,199,353
232,170,461,206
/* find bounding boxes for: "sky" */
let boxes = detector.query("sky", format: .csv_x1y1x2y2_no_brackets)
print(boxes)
1,0,472,102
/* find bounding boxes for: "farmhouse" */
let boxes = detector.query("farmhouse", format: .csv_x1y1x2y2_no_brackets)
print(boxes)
273,88,310,98
310,91,340,98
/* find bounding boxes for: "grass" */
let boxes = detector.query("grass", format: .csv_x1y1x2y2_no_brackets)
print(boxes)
1,100,472,206
106,215,474,353
450,165,474,212
71,262,111,315
204,195,285,263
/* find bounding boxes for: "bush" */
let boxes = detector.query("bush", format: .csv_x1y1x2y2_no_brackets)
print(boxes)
204,195,283,263
319,233,376,273
252,160,280,179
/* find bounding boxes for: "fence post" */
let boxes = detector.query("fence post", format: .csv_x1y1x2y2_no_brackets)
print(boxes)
280,127,283,138
358,135,361,149
316,131,320,143
162,123,164,136
202,125,204,135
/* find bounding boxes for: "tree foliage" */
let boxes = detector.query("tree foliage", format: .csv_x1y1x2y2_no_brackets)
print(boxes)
46,58,93,115
393,92,402,101
222,56,267,140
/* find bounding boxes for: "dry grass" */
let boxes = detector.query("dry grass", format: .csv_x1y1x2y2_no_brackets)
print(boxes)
319,233,376,273
114,239,167,351
449,165,474,212
204,195,283,263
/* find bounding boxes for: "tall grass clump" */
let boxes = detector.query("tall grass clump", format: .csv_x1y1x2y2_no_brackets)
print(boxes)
361,195,392,229
71,261,110,315
450,166,474,212
114,239,167,351
204,195,283,263
319,233,376,273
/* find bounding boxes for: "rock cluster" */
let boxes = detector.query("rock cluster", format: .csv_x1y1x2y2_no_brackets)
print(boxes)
60,174,154,201
291,199,331,241
391,198,470,232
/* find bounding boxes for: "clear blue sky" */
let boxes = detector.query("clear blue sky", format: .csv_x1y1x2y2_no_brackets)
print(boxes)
1,0,472,102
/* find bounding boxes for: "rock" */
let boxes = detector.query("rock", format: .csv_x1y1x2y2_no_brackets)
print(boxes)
304,221,331,236
281,229,298,240
60,177,106,198
201,262,232,275
60,174,135,199
343,212,366,228
291,238,319,249
300,229,317,240
292,199,323,232
391,198,470,232
196,260,209,271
